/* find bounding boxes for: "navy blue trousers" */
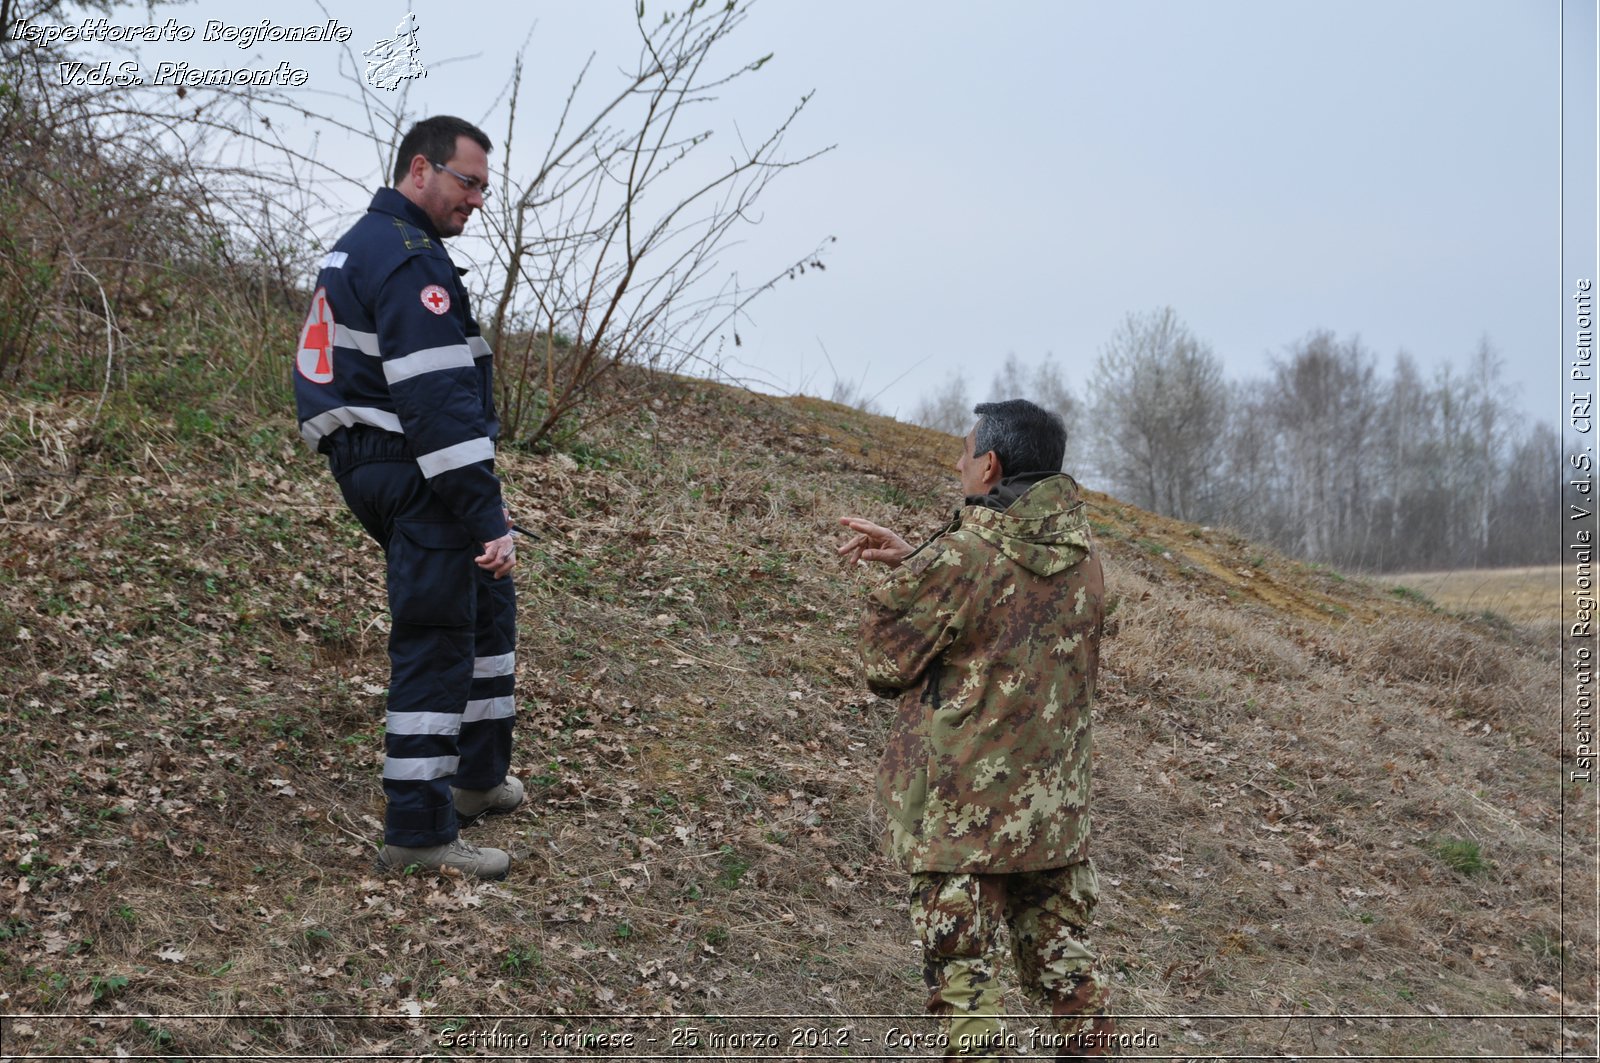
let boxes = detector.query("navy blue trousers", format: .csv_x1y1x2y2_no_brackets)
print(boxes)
336,460,516,847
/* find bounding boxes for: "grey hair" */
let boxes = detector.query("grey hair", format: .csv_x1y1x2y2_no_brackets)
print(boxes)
972,398,1066,476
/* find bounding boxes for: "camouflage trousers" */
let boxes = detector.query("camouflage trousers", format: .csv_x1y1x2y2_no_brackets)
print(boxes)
908,860,1115,1060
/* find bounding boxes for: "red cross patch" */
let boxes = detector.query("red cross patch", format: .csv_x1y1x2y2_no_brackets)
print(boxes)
295,287,336,384
420,284,451,315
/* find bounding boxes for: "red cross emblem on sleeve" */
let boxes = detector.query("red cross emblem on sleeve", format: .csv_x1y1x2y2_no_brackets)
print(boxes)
295,287,336,384
421,284,451,315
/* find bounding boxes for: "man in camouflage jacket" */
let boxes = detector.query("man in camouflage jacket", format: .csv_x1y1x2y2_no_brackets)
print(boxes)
839,399,1115,1060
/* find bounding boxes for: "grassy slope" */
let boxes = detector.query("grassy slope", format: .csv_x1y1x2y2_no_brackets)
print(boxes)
0,381,1587,1059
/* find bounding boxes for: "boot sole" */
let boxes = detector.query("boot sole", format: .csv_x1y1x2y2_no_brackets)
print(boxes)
374,855,511,881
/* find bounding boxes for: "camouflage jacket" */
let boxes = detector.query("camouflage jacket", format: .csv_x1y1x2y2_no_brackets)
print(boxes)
860,474,1103,874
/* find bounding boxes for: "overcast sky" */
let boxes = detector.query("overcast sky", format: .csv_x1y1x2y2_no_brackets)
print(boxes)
34,0,1593,431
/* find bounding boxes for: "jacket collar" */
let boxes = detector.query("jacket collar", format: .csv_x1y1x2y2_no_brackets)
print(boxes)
368,186,442,241
963,470,1057,512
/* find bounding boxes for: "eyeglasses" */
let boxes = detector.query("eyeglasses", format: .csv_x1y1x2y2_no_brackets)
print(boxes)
430,160,493,201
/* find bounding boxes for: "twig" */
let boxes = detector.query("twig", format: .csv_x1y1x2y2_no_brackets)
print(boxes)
652,636,752,674
63,251,118,425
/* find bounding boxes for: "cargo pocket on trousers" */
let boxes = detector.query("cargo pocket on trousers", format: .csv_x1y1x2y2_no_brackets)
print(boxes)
388,518,476,627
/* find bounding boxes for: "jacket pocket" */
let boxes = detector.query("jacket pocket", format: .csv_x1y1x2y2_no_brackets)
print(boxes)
388,518,475,627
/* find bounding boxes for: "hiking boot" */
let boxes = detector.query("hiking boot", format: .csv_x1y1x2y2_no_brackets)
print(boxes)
453,775,525,824
377,838,511,880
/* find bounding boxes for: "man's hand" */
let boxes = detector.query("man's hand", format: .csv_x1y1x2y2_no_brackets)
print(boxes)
838,516,913,568
476,532,516,578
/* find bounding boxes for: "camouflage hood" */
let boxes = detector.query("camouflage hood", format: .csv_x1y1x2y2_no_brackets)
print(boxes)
957,474,1092,577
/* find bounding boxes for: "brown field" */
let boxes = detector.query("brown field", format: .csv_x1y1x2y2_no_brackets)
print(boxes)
1378,565,1562,627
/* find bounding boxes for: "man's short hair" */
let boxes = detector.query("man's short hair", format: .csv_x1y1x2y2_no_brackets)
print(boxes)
972,399,1066,476
392,116,493,186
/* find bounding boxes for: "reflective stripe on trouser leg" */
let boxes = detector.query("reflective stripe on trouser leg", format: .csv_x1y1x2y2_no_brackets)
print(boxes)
334,458,486,849
453,567,516,791
909,871,1008,1062
383,619,473,846
1005,861,1116,1058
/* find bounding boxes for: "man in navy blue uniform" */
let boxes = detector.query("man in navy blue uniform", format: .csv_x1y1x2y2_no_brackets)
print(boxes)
294,116,522,879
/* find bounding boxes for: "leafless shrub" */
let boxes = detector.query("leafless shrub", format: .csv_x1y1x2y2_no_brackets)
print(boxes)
479,2,832,448
0,0,322,410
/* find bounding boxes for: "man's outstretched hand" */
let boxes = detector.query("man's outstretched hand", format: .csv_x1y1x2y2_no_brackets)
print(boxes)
838,516,913,568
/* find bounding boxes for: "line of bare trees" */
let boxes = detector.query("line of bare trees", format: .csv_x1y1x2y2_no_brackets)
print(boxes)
912,308,1558,572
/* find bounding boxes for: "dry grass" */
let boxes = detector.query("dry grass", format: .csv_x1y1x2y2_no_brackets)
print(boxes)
1380,565,1563,628
0,382,1587,1059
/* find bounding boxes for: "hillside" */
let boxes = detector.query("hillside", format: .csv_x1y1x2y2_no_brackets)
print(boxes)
0,380,1585,1059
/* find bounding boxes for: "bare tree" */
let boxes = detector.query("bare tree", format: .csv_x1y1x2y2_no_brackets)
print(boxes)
1462,337,1514,564
479,2,832,447
1086,308,1227,521
987,353,1084,469
1265,331,1380,564
825,375,881,415
1492,421,1561,564
1213,378,1288,541
1364,351,1439,568
911,369,973,436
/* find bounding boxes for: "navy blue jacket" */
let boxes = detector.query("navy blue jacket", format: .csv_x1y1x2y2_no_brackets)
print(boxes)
294,188,505,545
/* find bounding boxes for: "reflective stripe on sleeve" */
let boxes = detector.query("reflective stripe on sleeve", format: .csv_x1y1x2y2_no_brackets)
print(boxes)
383,343,475,386
334,324,380,357
417,437,495,477
468,336,493,358
300,406,404,445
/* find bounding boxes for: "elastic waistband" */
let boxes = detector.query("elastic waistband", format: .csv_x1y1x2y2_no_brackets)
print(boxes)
325,426,415,477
